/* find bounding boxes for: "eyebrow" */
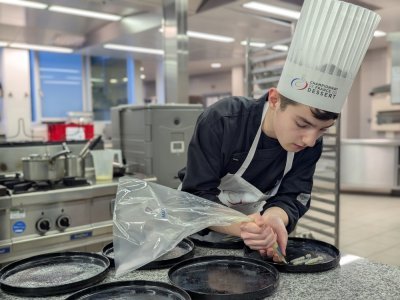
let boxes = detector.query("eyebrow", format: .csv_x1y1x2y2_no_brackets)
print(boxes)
297,116,335,129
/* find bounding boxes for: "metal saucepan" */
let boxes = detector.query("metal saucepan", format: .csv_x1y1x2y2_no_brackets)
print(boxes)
22,150,69,181
63,136,102,178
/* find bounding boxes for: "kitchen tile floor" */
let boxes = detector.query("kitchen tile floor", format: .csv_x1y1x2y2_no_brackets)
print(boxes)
339,193,400,267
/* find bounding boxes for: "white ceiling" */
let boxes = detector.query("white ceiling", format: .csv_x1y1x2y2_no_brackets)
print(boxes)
0,0,398,80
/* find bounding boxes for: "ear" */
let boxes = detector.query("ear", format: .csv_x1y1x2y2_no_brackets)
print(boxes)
268,88,280,110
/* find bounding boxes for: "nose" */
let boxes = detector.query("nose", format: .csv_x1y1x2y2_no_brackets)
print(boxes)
302,130,320,148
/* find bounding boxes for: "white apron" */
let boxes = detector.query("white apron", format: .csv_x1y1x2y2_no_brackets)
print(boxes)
188,101,294,243
217,101,294,215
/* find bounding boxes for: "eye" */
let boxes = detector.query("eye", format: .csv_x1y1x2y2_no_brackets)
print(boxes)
295,122,308,128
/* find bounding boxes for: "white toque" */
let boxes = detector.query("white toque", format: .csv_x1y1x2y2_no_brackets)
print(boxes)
277,0,381,113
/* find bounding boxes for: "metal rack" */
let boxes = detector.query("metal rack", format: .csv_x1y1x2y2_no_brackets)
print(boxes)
297,122,341,247
245,39,341,247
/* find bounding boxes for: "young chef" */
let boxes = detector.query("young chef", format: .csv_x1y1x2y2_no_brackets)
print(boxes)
179,0,381,260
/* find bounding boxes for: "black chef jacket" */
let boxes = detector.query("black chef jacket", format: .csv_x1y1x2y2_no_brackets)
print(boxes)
179,93,322,233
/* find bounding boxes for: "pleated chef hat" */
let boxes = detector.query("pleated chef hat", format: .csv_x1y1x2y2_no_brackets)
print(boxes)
277,0,381,113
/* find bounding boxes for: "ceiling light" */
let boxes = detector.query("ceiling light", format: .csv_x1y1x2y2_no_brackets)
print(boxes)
140,74,146,80
272,44,289,51
49,5,122,21
110,78,118,84
0,0,47,9
0,41,8,47
374,30,386,37
104,44,164,55
10,43,73,53
140,66,144,72
240,40,266,48
243,1,300,20
187,31,234,43
123,77,128,82
211,63,222,68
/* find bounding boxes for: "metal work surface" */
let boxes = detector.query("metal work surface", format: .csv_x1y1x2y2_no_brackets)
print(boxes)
0,181,118,265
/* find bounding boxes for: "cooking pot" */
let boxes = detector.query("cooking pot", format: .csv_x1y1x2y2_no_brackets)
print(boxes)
63,136,102,178
22,150,69,181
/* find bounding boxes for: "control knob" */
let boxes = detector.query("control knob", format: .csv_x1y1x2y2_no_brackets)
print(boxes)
36,218,51,234
56,215,70,230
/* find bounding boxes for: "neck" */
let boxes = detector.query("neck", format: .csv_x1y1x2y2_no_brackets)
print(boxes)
262,108,276,139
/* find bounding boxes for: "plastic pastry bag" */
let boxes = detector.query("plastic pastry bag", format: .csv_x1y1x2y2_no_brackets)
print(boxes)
113,176,251,277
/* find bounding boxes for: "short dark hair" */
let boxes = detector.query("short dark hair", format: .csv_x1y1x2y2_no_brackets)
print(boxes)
279,93,339,121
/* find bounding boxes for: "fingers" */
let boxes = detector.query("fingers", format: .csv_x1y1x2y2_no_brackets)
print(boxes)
240,222,277,250
260,247,283,262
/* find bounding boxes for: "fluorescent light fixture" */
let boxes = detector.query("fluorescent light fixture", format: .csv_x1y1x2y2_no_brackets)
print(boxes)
104,44,164,55
243,1,300,20
0,0,47,9
140,66,144,72
374,30,386,37
49,5,122,21
109,78,118,84
340,254,362,266
272,44,289,51
140,74,146,80
10,43,73,53
187,31,234,43
240,40,266,48
211,63,222,68
122,77,128,82
0,41,8,47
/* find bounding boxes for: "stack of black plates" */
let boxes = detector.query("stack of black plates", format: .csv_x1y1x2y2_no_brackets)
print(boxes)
244,237,341,273
0,252,110,297
168,255,279,300
103,238,195,270
66,280,191,300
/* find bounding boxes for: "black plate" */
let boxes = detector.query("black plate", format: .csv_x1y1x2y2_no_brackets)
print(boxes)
189,233,245,250
168,255,279,300
66,280,191,300
0,252,110,297
103,238,195,270
244,237,340,273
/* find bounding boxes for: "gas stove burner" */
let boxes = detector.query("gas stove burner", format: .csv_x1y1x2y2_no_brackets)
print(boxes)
0,174,90,195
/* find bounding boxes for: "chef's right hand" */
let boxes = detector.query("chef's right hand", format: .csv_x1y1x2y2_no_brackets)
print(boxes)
239,213,277,251
259,208,289,262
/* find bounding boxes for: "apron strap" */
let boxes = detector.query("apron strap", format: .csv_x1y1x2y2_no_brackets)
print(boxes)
236,102,269,177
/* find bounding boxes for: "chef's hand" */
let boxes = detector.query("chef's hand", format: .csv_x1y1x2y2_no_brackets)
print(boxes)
239,213,277,251
259,207,289,262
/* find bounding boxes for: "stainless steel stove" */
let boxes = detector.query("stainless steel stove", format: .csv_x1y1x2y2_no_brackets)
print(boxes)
0,141,119,265
0,175,117,265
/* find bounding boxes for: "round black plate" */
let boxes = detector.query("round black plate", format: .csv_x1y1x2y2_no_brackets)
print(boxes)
168,255,279,300
189,233,245,250
244,237,340,273
66,280,191,300
103,238,195,270
0,252,110,297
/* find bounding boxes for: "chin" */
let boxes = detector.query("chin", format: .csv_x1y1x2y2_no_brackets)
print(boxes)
285,144,306,152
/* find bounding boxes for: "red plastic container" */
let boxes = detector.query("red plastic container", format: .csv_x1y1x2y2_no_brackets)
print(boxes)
48,123,94,142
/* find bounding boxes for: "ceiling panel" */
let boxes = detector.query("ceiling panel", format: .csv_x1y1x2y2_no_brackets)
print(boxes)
0,0,398,81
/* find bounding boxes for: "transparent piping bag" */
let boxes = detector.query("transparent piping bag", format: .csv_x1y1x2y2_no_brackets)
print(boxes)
113,176,251,277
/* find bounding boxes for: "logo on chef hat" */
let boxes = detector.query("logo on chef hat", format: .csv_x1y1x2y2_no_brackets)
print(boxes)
291,78,308,90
